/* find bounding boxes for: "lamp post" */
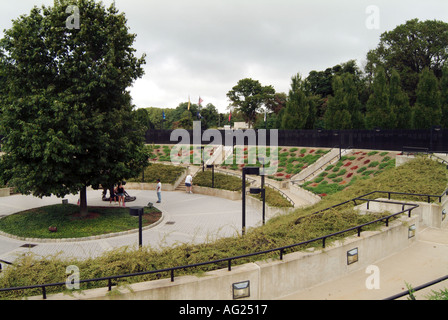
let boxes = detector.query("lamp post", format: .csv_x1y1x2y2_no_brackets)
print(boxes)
249,187,266,225
206,164,215,188
333,131,341,159
242,166,260,235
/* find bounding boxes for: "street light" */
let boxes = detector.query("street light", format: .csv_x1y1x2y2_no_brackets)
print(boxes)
242,166,260,235
206,164,215,188
333,131,342,159
249,187,266,225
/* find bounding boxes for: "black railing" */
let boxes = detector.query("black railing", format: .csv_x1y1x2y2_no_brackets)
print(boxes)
0,188,446,299
384,274,448,300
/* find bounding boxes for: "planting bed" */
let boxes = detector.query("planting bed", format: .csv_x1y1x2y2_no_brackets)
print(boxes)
302,150,398,197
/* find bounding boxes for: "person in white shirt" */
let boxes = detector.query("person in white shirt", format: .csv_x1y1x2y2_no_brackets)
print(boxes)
156,179,162,203
185,174,193,193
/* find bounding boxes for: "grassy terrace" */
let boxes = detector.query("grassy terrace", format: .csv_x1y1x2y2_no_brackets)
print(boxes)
0,157,446,299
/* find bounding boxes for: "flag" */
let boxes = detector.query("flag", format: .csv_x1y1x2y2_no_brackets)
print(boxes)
229,111,232,122
162,111,166,120
188,96,191,110
264,109,267,122
198,96,203,107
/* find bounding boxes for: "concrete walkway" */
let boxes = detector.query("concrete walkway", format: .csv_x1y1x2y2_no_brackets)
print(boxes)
0,189,262,263
280,224,448,300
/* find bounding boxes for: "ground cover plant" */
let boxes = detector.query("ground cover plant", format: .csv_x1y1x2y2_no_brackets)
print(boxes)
0,158,446,299
301,150,398,197
0,205,162,239
221,146,329,181
128,163,186,184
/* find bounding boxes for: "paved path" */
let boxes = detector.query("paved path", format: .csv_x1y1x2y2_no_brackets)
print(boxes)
281,225,448,300
0,189,262,263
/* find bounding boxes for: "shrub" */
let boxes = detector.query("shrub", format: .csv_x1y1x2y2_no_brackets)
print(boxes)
129,163,185,184
368,161,379,168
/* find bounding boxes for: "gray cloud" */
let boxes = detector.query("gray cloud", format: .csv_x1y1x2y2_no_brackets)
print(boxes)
1,0,448,112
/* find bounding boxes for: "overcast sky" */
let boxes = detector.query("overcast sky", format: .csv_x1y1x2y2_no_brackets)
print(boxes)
1,0,448,113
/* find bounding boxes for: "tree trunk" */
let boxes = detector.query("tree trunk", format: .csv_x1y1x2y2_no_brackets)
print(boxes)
80,185,88,217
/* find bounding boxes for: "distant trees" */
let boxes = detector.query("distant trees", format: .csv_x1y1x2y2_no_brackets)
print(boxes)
226,78,275,128
324,73,364,129
141,19,448,131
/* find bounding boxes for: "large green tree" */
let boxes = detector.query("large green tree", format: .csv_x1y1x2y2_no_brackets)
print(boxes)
365,67,396,129
0,0,147,215
324,73,364,129
227,78,275,128
440,67,448,129
389,69,412,129
413,68,442,129
366,19,448,104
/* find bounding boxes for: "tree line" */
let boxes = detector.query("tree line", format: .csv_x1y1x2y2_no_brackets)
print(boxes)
141,19,448,131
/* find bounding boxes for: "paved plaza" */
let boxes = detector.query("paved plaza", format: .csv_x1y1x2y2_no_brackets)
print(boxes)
0,189,262,263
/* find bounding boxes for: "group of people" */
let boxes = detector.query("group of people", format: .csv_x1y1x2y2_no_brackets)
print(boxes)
153,173,194,204
108,183,126,206
106,173,194,206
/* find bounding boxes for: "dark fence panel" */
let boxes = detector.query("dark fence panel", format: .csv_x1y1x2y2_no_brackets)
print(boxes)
144,129,448,152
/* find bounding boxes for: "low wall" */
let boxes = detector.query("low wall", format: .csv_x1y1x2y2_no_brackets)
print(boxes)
288,183,321,205
356,196,448,229
126,167,187,192
192,186,241,201
36,214,417,300
0,188,10,197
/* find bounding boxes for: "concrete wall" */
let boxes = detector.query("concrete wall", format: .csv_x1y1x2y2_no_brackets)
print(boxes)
126,167,187,192
356,196,448,229
0,188,10,197
39,214,417,300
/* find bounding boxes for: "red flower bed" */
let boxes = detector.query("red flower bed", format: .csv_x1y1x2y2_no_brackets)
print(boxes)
340,180,347,185
347,173,353,178
285,174,292,179
364,159,370,164
357,157,364,161
344,161,352,167
309,149,315,153
319,193,327,197
276,172,284,177
350,166,358,170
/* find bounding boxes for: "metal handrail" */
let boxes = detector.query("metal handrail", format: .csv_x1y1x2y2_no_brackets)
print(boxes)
384,274,448,300
263,182,295,207
0,189,445,299
291,146,352,185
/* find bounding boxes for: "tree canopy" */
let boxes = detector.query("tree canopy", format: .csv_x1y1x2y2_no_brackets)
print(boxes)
0,0,148,215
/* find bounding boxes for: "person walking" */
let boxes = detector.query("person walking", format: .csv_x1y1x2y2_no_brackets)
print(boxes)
156,179,162,203
185,173,193,194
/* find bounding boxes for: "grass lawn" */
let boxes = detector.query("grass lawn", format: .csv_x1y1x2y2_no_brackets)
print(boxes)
128,162,186,184
0,204,162,239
